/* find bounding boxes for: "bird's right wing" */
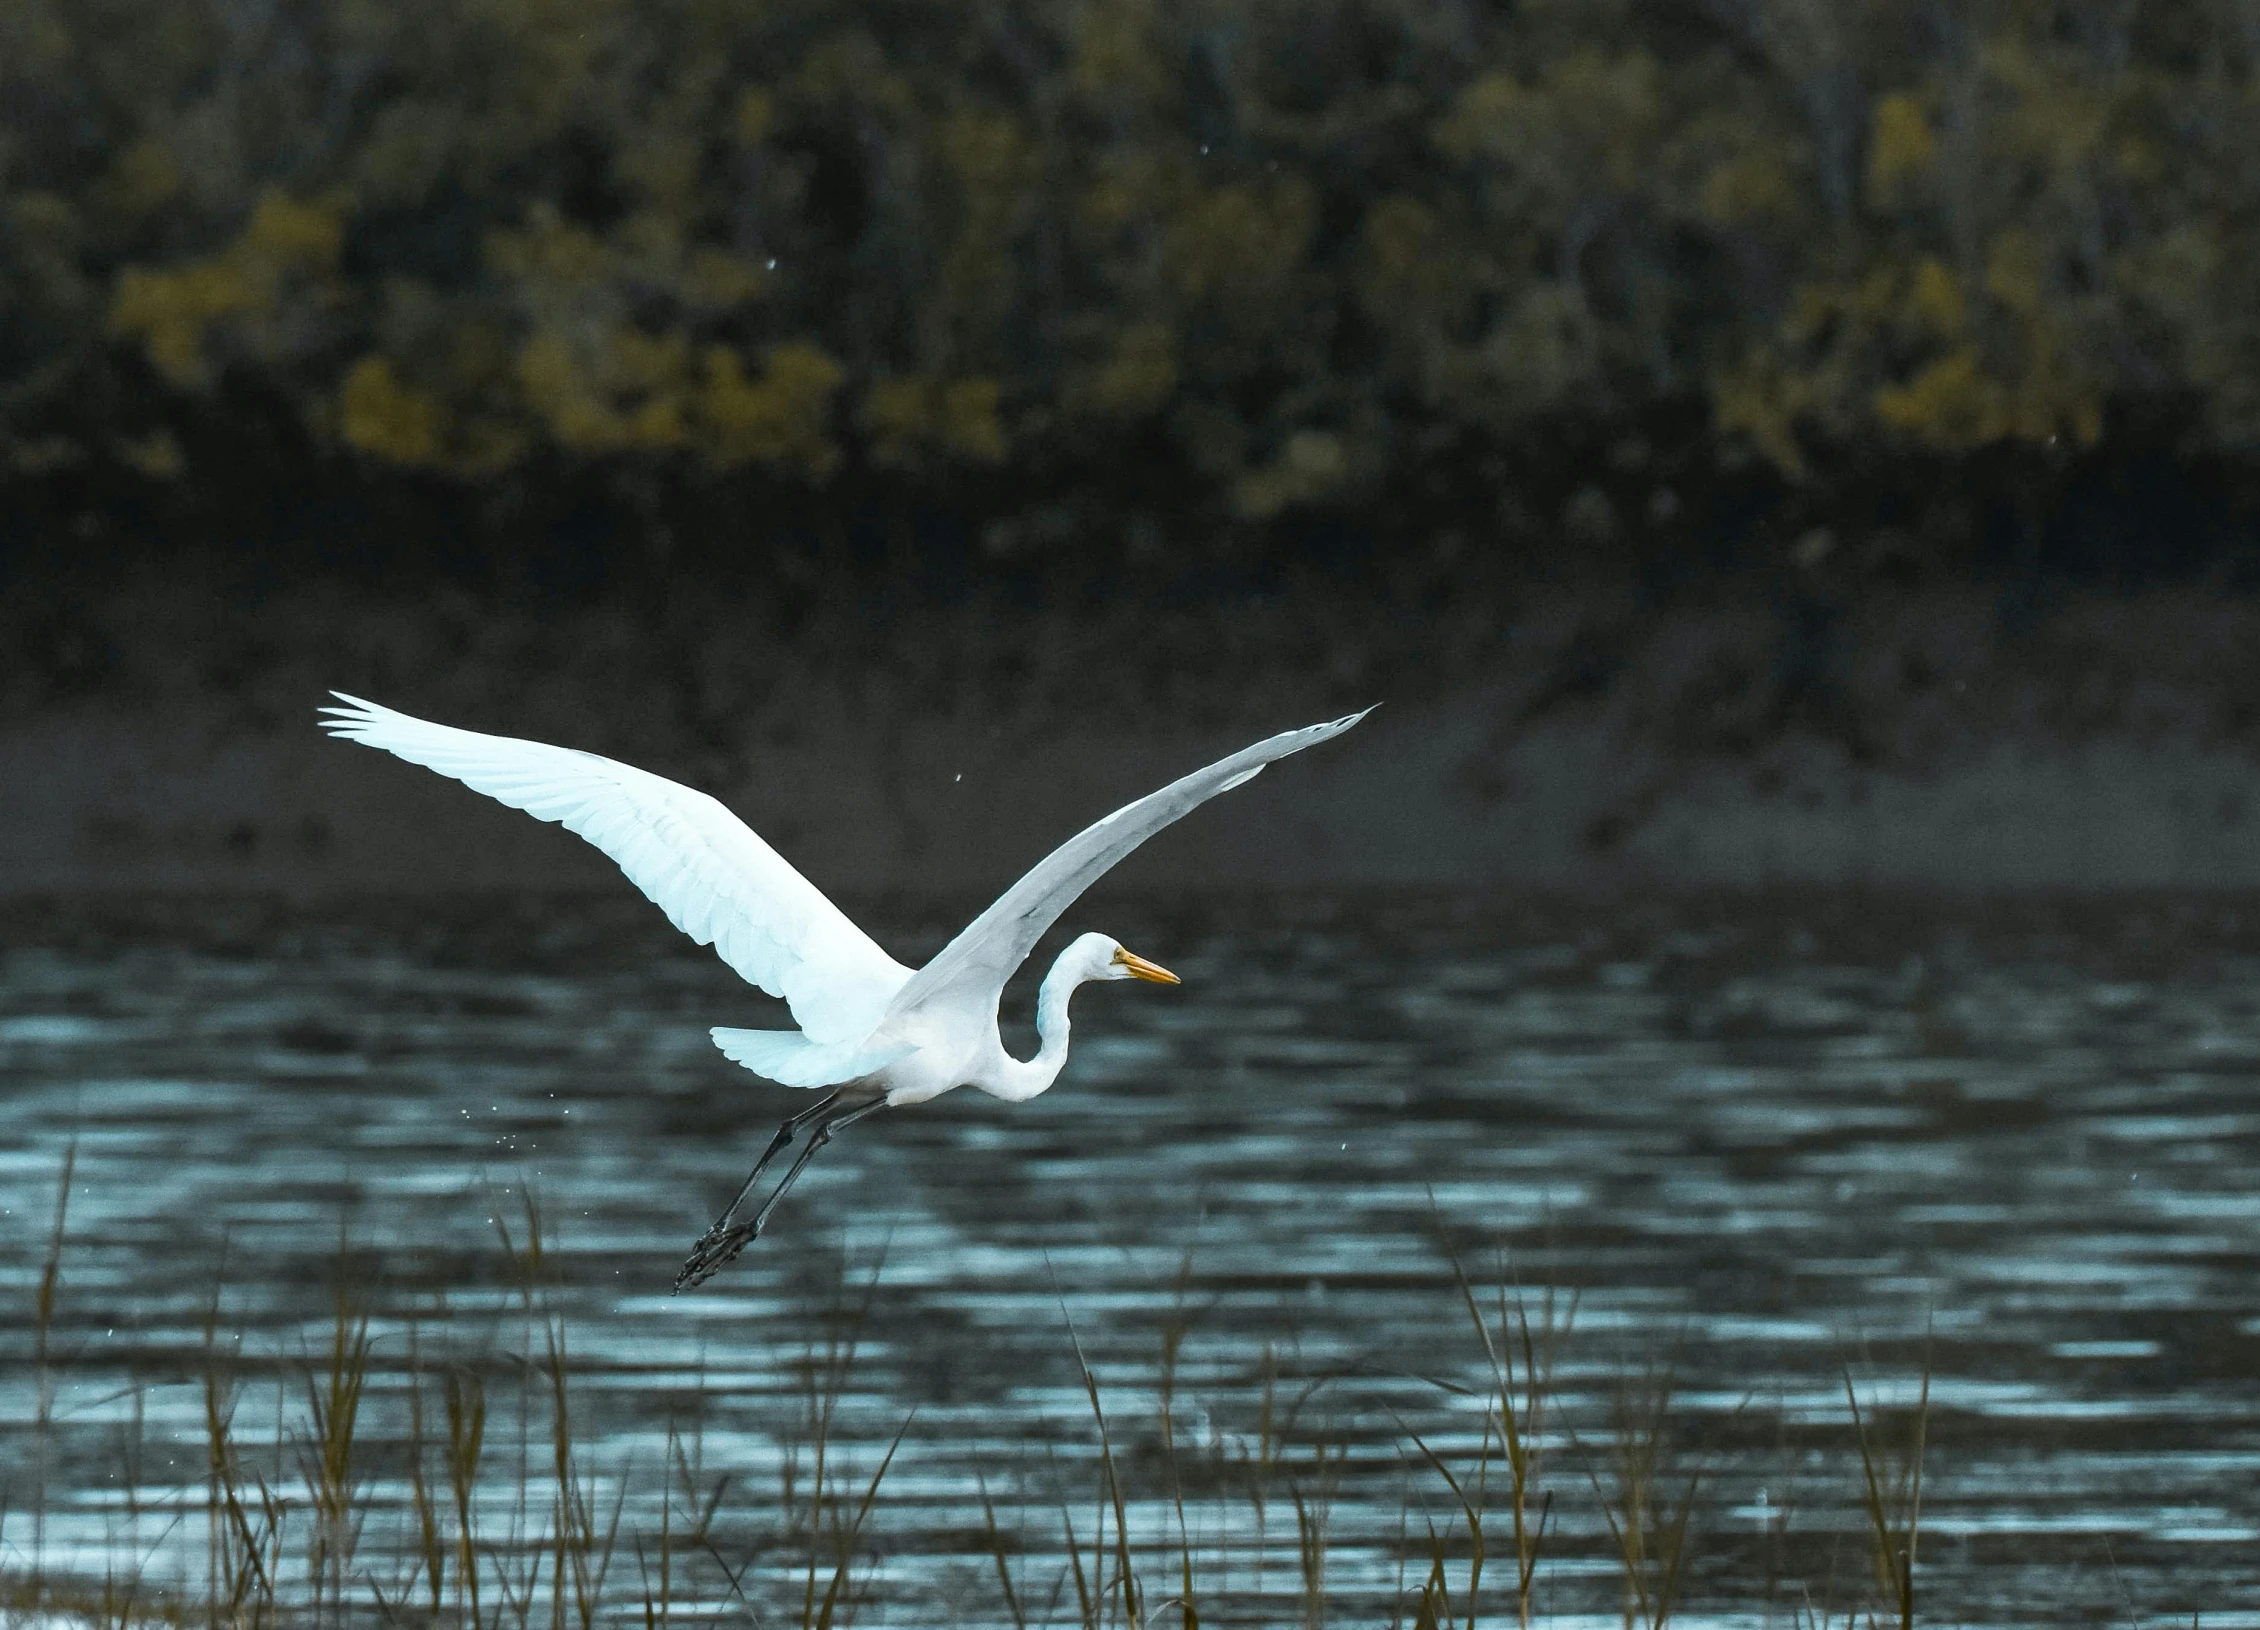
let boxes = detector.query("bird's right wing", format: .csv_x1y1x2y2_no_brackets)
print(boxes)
889,707,1372,1017
321,694,912,1045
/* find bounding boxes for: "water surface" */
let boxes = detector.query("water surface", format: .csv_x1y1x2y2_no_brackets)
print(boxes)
3,892,2258,1625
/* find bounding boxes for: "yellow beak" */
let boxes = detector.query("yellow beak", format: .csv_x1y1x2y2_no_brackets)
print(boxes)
1111,947,1181,984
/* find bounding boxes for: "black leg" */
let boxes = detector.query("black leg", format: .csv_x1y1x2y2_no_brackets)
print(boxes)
673,1095,886,1291
717,1092,841,1230
746,1095,886,1236
673,1092,839,1292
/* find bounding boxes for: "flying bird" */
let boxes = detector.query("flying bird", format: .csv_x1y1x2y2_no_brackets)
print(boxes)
321,693,1370,1288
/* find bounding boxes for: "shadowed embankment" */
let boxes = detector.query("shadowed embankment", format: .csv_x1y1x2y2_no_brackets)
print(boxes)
9,569,2260,897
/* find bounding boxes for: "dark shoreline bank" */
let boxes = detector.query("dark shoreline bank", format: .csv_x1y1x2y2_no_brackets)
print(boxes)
10,560,2260,896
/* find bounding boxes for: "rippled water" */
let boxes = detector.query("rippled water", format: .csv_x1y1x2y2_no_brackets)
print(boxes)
4,892,2259,1626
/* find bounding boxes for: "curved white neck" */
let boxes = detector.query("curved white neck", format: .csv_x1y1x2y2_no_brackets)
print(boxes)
992,949,1094,1103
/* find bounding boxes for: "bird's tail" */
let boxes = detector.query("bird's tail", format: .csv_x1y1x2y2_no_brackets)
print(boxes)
710,1028,913,1088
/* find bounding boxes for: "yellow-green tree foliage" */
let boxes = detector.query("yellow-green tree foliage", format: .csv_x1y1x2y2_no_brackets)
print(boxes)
3,0,2258,500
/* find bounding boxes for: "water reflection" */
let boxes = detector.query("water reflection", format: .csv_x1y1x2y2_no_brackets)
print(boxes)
3,894,2258,1624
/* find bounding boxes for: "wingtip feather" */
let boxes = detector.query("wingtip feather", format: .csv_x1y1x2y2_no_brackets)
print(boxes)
318,691,387,738
1304,703,1377,740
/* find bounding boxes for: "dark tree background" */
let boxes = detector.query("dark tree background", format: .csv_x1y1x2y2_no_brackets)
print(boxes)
5,0,2260,606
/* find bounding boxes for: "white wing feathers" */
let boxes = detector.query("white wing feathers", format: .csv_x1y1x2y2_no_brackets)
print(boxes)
319,694,912,1045
889,706,1374,1018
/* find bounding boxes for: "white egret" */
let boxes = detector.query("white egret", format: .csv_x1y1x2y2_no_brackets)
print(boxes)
320,693,1370,1286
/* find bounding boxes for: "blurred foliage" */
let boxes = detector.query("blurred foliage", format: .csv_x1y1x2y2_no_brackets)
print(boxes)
4,0,2260,527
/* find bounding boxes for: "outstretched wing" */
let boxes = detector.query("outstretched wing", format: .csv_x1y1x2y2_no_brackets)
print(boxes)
889,707,1372,1018
320,694,912,1044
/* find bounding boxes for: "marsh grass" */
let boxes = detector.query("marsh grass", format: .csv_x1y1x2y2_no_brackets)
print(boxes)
30,1140,75,1601
8,1172,914,1630
11,1160,1975,1629
1393,1248,1573,1630
1588,1368,1698,1630
1236,1337,1342,1625
1844,1362,1932,1630
780,1260,909,1630
1059,1307,1146,1630
1455,1258,1571,1630
1284,1440,1341,1630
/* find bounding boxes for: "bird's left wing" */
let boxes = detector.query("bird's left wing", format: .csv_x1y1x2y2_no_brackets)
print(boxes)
888,707,1372,1017
321,694,912,1044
